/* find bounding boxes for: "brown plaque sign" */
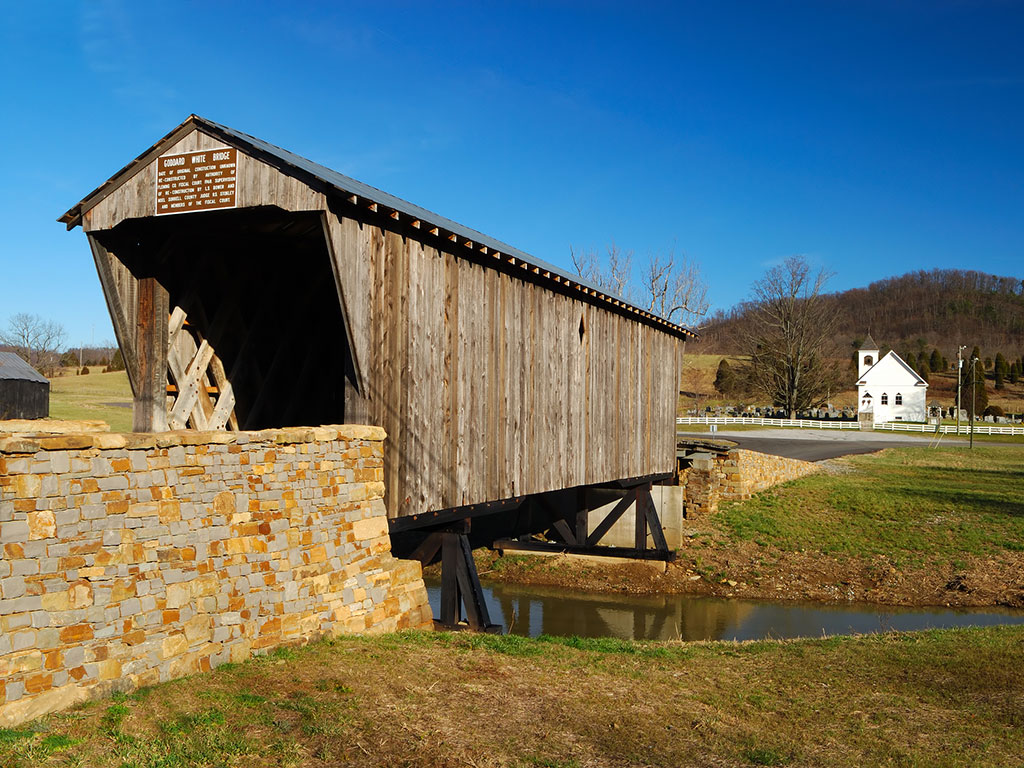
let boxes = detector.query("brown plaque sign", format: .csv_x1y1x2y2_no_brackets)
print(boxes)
156,147,237,215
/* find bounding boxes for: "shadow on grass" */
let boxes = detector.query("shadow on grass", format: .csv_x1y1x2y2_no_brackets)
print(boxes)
897,485,1024,519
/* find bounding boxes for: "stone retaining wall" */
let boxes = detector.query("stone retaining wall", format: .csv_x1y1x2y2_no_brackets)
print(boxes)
681,449,819,519
720,449,820,500
0,424,432,726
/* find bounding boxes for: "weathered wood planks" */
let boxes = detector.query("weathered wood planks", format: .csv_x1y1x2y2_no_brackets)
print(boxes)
325,209,684,519
72,122,685,520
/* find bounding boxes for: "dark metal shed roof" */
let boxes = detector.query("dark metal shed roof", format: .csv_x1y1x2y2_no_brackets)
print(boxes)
0,352,49,383
59,115,697,340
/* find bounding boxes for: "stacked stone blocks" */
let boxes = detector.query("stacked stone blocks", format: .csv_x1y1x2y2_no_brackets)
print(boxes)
0,424,432,726
682,449,819,518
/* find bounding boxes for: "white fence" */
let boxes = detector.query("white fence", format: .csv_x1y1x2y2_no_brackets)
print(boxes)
874,422,1024,436
677,416,1024,436
676,416,859,430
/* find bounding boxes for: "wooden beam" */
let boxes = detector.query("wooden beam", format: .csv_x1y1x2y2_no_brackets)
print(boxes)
87,236,139,394
409,531,443,565
585,489,636,547
494,538,676,562
440,532,459,627
634,488,649,549
639,484,669,552
551,518,577,546
388,496,525,532
575,487,588,547
133,276,169,432
455,533,494,631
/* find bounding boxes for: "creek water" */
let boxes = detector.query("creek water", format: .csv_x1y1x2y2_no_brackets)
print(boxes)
424,578,1024,642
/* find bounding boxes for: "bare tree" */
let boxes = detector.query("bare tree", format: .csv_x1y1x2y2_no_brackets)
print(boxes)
1,313,67,377
570,243,708,327
569,242,634,301
641,248,709,327
743,256,839,417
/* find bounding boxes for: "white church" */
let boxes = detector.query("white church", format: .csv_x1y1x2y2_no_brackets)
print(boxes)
856,335,928,424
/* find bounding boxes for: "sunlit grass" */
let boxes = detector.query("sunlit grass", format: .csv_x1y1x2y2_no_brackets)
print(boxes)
718,446,1024,564
0,626,1021,767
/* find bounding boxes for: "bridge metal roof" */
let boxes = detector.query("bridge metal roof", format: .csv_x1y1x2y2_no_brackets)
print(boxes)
60,115,697,340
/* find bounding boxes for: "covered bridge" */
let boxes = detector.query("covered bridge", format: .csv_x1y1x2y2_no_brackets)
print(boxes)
60,116,695,628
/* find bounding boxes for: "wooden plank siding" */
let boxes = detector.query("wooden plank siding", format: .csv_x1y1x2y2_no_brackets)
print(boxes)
322,214,684,519
68,124,686,521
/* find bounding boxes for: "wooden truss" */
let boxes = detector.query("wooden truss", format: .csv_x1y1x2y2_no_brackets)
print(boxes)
165,307,238,431
406,480,674,633
494,481,674,561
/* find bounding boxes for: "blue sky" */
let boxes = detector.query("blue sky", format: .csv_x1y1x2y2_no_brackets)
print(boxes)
1,1,1022,345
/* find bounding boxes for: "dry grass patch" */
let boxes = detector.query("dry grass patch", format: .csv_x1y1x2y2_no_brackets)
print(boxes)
0,627,1022,767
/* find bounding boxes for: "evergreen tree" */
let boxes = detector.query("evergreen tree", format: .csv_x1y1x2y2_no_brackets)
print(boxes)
995,366,1004,390
971,346,982,363
713,359,735,395
984,356,993,370
995,352,1008,376
917,357,931,383
929,348,942,372
1009,362,1020,385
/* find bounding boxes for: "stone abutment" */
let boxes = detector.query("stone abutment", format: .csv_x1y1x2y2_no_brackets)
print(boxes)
0,423,431,726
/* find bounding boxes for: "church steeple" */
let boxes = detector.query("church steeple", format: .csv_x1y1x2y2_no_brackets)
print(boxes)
858,334,879,378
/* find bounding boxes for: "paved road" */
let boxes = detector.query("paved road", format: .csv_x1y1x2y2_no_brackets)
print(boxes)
677,429,965,461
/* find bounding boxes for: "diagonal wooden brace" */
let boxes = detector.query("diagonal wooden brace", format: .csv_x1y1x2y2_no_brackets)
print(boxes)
586,489,637,547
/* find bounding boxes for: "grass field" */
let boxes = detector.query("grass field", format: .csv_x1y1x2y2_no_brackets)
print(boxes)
718,445,1024,565
47,371,132,432
0,626,1021,767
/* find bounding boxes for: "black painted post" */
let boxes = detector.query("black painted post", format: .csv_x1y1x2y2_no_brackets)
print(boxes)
575,487,588,546
440,532,460,627
455,534,493,630
635,490,648,550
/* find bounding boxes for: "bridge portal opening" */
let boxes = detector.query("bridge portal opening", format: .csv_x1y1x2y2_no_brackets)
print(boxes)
92,207,354,429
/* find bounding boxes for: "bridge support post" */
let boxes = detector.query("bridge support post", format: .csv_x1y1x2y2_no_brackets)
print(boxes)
435,523,501,633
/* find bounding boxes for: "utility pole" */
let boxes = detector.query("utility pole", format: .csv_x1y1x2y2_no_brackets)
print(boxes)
970,357,977,449
956,345,966,436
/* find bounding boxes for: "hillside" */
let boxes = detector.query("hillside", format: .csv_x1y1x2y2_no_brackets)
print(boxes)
696,268,1024,359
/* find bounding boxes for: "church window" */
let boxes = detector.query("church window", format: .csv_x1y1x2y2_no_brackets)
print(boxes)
881,393,888,405
895,393,903,405
864,355,873,366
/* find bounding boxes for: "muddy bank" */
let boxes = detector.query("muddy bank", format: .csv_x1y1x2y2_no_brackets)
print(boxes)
473,546,1024,609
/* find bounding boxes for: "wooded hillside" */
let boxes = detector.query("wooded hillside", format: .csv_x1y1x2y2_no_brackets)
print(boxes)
696,269,1024,358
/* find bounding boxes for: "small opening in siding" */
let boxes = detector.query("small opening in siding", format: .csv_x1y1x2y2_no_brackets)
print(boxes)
578,314,586,342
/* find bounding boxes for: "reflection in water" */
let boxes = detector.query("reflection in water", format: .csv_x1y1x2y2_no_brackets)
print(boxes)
424,578,1024,642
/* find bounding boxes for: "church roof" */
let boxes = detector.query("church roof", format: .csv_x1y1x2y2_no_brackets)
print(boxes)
857,350,927,387
861,333,878,351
